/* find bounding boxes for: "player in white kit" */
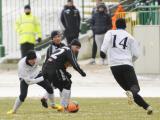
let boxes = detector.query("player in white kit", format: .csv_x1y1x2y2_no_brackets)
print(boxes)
7,51,55,114
100,18,153,115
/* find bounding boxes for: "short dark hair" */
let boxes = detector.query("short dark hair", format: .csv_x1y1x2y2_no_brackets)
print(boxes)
116,18,126,29
51,31,60,39
70,39,81,47
24,4,31,9
26,50,37,60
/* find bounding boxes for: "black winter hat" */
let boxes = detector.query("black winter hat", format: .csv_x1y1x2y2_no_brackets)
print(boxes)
24,5,31,9
67,0,73,2
70,39,81,47
26,50,37,60
97,3,106,9
51,31,60,39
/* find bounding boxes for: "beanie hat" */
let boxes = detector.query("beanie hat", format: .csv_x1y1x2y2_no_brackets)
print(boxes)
24,4,31,9
97,3,106,9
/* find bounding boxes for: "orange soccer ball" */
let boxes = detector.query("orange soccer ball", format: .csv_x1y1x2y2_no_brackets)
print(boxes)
67,101,80,113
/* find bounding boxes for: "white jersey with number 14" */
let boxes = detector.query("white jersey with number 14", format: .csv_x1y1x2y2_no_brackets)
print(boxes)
101,29,140,67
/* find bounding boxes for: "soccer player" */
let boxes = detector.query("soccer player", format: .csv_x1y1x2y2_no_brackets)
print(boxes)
100,18,153,115
7,51,55,114
43,40,86,111
40,30,65,108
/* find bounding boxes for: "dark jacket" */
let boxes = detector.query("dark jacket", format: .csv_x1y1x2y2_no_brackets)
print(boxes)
91,12,112,34
61,5,81,37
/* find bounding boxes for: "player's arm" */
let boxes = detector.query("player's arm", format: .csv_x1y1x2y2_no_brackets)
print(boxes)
131,38,140,62
66,49,86,77
100,31,112,58
18,64,43,85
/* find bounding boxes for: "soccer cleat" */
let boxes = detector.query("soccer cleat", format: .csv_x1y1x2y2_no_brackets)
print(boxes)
41,98,48,108
57,106,66,112
49,104,62,110
7,109,16,115
126,91,134,105
147,106,153,115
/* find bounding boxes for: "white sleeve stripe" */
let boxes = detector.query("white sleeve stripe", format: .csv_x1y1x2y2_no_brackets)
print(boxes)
70,50,81,71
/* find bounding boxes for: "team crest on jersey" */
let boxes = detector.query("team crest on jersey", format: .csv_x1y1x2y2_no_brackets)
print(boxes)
65,9,71,14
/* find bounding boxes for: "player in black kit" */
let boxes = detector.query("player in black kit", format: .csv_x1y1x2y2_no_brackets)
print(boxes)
42,40,86,111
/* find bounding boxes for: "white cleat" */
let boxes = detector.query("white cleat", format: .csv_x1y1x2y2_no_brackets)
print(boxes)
126,91,134,105
147,106,153,115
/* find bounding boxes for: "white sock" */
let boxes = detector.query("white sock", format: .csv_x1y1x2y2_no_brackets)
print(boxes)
13,97,22,112
47,93,55,106
60,89,71,108
43,92,48,99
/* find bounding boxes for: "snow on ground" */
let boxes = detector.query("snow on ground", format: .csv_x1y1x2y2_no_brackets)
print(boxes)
0,59,160,98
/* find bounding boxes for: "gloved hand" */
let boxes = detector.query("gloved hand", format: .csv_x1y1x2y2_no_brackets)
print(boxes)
66,71,72,79
100,51,106,59
36,37,42,43
80,70,86,77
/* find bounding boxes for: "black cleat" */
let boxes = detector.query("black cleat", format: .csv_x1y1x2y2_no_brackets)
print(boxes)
41,98,48,108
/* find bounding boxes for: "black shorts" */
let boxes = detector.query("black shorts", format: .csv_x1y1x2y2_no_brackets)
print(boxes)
43,63,72,91
110,65,140,92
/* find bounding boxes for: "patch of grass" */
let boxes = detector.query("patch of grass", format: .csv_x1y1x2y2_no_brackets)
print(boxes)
0,98,160,120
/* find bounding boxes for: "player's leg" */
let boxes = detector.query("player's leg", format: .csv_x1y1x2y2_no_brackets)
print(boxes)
123,65,153,114
7,80,28,114
111,65,134,104
37,76,55,108
41,65,56,108
56,69,72,111
110,66,128,90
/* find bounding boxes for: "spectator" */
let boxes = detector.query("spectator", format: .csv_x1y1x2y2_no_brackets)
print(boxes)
16,5,42,58
91,3,112,64
61,0,81,45
89,0,103,65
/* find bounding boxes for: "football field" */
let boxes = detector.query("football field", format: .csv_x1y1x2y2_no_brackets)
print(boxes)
0,98,160,120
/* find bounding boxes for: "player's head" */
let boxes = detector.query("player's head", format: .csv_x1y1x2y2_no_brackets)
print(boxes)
26,50,37,66
70,39,81,54
24,5,31,15
116,18,126,29
51,31,61,45
67,0,74,7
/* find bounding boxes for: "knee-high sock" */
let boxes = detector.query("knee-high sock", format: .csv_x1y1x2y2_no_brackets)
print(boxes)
133,93,149,110
43,86,55,100
47,93,55,106
60,89,71,108
13,97,22,112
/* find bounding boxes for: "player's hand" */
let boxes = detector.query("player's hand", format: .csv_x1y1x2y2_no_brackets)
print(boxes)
81,71,86,77
66,72,72,79
36,37,42,43
100,51,106,59
25,79,32,85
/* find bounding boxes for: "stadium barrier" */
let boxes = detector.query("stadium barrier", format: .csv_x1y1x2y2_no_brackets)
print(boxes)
114,10,160,34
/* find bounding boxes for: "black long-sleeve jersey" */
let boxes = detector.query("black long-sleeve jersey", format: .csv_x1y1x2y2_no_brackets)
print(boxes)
46,46,85,76
44,42,65,63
